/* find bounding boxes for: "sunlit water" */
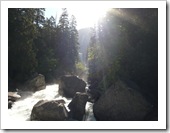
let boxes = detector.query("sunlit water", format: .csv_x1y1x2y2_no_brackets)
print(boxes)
8,84,96,121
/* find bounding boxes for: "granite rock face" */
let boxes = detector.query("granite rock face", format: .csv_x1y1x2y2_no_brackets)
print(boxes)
93,80,152,121
59,75,86,98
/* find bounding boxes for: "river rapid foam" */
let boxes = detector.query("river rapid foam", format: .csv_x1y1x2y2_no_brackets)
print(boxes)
8,84,95,121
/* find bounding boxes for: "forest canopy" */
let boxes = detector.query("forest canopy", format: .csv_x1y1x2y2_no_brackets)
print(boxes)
8,8,79,89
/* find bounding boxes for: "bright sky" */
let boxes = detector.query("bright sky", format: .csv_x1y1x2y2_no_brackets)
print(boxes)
45,8,109,30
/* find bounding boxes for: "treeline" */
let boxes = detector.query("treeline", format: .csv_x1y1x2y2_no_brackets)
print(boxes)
8,8,79,90
88,8,158,105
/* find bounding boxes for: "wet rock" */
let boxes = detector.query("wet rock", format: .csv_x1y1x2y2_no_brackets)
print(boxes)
144,106,158,121
8,101,13,109
54,99,66,104
68,92,88,120
16,91,33,99
8,92,21,109
8,92,21,102
59,75,86,98
19,74,46,92
30,100,68,121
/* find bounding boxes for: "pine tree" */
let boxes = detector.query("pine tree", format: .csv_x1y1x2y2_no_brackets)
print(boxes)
69,15,79,71
57,8,70,70
34,15,59,82
57,8,79,73
8,8,38,83
34,8,45,27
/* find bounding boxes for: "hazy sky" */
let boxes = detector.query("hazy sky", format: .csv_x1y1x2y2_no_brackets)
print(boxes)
45,8,60,24
45,8,108,30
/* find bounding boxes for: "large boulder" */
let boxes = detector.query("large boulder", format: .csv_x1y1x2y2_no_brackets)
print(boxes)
19,74,46,92
30,100,68,121
93,80,152,121
68,92,88,120
59,75,86,98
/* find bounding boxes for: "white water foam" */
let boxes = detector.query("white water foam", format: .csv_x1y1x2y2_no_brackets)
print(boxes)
8,84,95,121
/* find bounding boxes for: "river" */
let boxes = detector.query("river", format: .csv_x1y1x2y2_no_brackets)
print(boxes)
8,84,96,121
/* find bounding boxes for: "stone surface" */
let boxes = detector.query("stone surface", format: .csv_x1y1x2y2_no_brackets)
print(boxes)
8,101,13,109
8,92,21,109
19,74,46,92
8,92,21,102
31,100,68,121
68,92,88,120
59,75,86,98
93,80,152,121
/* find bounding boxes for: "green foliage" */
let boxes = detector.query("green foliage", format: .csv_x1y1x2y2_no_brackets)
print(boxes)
34,15,59,82
76,62,86,72
8,8,38,82
57,9,79,73
9,8,80,88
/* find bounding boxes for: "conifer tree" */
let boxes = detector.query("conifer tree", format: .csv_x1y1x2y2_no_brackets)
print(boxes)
8,8,38,83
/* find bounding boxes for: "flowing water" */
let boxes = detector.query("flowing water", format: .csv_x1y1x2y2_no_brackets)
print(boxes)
8,84,96,121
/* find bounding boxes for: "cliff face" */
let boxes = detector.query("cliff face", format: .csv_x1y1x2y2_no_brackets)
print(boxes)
78,28,91,65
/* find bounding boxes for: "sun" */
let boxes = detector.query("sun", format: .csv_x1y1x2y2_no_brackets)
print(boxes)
68,8,109,29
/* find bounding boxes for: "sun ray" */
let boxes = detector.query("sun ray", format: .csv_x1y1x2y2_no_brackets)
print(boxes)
68,8,109,29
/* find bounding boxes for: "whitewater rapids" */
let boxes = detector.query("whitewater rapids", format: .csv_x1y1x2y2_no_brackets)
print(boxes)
8,84,96,121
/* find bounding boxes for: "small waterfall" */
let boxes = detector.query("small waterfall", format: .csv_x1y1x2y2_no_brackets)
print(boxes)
8,84,95,121
85,102,96,121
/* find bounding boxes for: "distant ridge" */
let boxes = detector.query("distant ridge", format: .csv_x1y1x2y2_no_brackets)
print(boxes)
78,27,91,65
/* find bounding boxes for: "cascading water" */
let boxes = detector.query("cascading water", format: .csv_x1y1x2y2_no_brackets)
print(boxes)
8,84,96,121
